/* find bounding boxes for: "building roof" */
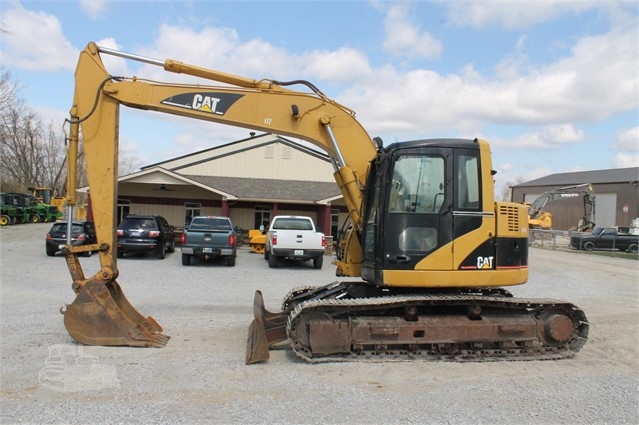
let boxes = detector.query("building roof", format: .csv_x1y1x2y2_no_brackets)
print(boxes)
141,133,330,172
513,167,639,188
185,175,341,203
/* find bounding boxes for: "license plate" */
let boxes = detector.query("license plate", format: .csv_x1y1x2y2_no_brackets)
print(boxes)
294,249,304,256
131,231,140,237
203,248,212,253
58,245,65,249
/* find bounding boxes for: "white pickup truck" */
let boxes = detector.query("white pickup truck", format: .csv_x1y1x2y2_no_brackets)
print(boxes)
264,215,326,269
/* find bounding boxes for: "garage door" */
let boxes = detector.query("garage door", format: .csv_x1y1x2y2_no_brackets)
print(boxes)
594,193,616,227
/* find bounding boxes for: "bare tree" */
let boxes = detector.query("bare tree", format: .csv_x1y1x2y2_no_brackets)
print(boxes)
0,68,80,195
500,182,513,202
1,65,147,198
0,101,46,186
40,121,70,195
119,155,143,176
500,177,526,202
0,68,19,112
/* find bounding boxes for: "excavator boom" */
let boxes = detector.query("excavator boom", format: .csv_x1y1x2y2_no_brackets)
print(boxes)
62,42,377,348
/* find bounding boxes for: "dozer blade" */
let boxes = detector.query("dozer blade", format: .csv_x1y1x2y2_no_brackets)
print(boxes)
245,290,289,364
63,279,170,347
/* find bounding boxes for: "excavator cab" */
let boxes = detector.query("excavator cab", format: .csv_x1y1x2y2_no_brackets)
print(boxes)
362,142,459,282
359,139,528,288
246,139,532,363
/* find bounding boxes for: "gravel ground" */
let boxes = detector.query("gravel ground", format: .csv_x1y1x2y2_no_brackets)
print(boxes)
1,223,638,425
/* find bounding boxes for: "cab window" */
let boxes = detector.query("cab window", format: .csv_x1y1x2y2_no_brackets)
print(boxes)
388,155,445,213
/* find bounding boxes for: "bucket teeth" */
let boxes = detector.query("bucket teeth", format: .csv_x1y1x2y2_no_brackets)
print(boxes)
144,330,170,348
129,320,171,347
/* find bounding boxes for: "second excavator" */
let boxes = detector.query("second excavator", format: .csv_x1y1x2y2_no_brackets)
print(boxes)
526,183,596,232
60,43,588,364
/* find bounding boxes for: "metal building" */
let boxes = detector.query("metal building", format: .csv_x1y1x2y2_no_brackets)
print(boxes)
511,167,638,230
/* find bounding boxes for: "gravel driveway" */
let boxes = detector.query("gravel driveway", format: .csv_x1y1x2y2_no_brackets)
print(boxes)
1,223,638,424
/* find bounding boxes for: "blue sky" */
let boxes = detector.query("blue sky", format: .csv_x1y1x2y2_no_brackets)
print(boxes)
1,0,637,197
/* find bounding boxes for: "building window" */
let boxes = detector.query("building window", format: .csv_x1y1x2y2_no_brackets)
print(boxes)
282,146,291,159
184,202,201,226
117,199,131,225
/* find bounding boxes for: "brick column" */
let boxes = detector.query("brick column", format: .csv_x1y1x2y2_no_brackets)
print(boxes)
319,204,331,235
221,199,229,216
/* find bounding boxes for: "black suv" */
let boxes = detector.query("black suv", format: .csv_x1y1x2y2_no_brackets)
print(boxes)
116,214,175,259
46,221,97,257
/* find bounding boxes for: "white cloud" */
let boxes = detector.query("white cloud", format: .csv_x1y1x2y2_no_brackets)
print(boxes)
614,152,639,168
36,106,69,129
131,24,294,83
382,3,442,59
612,126,639,152
612,126,639,167
489,124,584,150
80,0,108,19
338,18,637,140
494,36,528,80
0,2,78,71
446,0,598,29
93,38,130,76
300,48,372,83
523,167,555,182
125,23,372,91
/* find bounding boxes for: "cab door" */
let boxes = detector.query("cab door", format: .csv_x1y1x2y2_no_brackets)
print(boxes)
381,148,454,271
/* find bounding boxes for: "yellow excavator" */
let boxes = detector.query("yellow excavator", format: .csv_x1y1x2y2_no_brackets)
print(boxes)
61,43,588,363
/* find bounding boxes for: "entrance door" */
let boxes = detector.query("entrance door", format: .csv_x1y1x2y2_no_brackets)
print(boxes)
184,202,201,226
116,199,130,226
254,206,271,230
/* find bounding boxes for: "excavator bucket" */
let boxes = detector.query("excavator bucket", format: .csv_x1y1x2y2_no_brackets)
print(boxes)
245,290,289,364
63,279,170,347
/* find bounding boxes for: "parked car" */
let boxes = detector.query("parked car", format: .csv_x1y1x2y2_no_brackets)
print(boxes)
181,216,237,266
570,226,639,253
264,215,326,269
116,214,175,259
45,221,97,257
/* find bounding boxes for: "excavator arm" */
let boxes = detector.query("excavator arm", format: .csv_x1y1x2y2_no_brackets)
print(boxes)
527,183,595,230
62,42,376,348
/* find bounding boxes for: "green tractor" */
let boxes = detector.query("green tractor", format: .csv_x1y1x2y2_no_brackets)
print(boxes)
0,190,63,224
28,187,64,222
0,202,17,226
23,193,62,222
1,193,32,223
